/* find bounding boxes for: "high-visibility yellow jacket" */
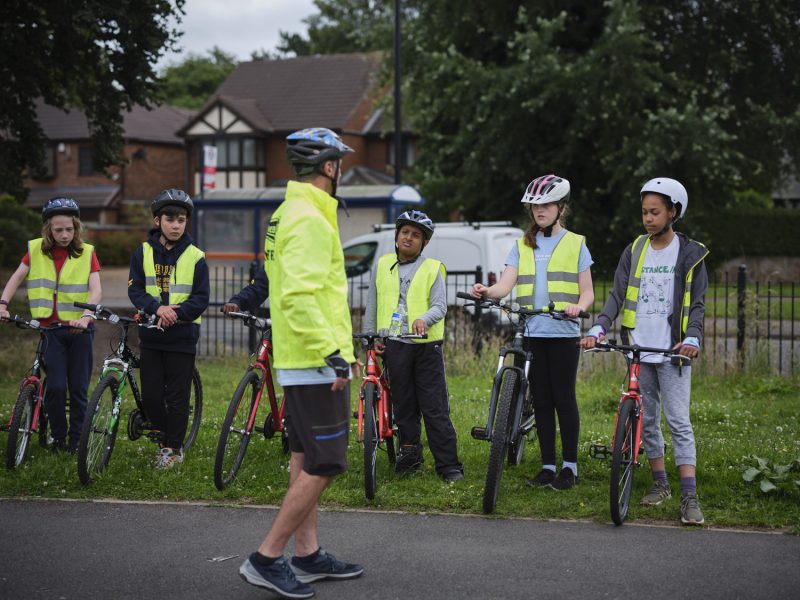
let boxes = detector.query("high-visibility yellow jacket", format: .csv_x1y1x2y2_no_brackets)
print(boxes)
27,239,93,321
264,181,354,369
142,242,204,324
375,253,446,342
515,232,583,310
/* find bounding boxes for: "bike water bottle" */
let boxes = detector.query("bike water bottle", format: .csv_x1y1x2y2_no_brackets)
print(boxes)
389,311,402,336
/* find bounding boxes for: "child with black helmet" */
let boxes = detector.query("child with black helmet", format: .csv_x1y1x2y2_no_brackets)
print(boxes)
127,188,209,469
0,197,102,453
363,210,464,482
471,175,595,491
581,177,709,525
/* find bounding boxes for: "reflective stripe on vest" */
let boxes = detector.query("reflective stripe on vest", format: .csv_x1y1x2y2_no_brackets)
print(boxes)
27,239,93,321
621,235,707,337
516,232,583,310
375,254,446,343
142,242,204,324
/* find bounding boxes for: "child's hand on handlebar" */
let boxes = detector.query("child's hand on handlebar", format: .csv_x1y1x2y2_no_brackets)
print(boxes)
563,304,585,318
411,318,427,336
156,304,180,328
470,283,488,299
375,339,385,354
222,303,240,314
580,324,605,349
673,340,699,359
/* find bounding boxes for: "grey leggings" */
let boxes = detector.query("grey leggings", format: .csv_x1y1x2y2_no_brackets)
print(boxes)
638,362,697,467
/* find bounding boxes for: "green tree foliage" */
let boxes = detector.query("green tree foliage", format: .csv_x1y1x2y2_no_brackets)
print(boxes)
0,0,186,199
285,0,800,270
0,196,42,268
158,47,238,109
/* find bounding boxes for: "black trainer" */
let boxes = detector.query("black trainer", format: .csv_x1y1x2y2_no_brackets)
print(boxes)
290,548,364,583
548,467,578,491
442,468,464,483
526,468,556,487
239,553,314,599
395,444,422,477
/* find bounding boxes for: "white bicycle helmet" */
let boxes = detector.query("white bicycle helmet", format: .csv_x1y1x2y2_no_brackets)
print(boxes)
521,175,570,205
640,177,688,222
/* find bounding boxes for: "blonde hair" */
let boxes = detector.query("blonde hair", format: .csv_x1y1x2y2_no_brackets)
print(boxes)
41,216,85,259
522,202,570,249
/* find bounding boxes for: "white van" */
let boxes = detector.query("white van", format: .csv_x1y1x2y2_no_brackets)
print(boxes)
343,222,523,307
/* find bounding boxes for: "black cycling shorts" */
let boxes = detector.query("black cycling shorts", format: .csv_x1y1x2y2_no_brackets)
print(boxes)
284,383,349,477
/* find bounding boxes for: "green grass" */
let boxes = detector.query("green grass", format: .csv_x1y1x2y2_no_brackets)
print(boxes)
1,308,799,532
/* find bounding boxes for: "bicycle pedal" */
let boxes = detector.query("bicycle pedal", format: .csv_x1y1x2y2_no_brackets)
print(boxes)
352,411,359,420
470,426,488,441
254,426,264,434
589,443,610,460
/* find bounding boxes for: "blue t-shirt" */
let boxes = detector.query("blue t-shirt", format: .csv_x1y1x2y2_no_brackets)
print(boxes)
505,229,593,338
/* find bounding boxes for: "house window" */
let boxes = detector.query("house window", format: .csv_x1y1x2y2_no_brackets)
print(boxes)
79,146,99,176
200,138,262,170
31,145,56,180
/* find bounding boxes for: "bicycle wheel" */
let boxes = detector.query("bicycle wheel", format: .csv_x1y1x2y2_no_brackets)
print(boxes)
183,367,204,451
610,397,637,525
362,382,379,500
483,369,519,514
6,385,36,470
77,375,120,485
507,378,527,466
214,369,259,490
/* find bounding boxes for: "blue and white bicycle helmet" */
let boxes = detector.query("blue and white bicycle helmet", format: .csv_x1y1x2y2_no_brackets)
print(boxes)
640,177,688,222
395,210,435,240
286,127,354,176
42,197,80,221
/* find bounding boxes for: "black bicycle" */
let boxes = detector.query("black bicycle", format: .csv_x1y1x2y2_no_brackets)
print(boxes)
457,292,588,514
74,303,203,484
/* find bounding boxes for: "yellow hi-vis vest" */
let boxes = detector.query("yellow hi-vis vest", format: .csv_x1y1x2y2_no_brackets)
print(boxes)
27,239,93,321
142,242,204,324
516,232,583,310
621,234,707,337
375,254,446,343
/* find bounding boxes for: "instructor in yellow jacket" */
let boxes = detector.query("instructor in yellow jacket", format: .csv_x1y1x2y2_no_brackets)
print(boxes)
239,128,363,599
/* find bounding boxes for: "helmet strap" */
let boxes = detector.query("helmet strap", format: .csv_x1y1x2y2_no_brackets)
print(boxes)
539,205,562,237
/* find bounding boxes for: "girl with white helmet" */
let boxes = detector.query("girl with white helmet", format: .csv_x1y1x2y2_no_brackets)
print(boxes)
581,177,709,525
471,175,595,491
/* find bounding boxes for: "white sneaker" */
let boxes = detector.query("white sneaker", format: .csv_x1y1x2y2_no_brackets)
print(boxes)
155,447,184,469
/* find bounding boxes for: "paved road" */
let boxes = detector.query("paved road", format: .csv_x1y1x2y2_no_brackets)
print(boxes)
1,499,798,599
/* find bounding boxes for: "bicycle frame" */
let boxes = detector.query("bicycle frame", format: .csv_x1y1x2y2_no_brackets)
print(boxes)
247,326,283,436
609,359,645,468
357,346,391,444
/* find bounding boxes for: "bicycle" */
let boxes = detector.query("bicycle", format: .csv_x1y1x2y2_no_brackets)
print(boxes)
213,311,288,491
353,331,425,500
2,315,82,469
586,340,689,525
74,303,203,485
456,292,588,514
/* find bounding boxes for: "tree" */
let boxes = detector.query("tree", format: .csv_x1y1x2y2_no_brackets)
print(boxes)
0,0,186,199
159,47,238,109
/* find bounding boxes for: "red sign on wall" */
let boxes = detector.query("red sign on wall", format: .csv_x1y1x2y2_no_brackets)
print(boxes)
203,145,218,190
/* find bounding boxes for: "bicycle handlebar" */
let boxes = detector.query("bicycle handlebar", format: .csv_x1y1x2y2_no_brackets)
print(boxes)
354,331,428,345
1,314,80,332
74,302,192,329
225,310,271,330
455,292,589,320
584,340,690,363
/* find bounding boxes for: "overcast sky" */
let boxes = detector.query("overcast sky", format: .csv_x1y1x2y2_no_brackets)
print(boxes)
158,0,318,69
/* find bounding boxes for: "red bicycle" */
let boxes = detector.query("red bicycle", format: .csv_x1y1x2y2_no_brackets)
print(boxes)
353,331,424,500
3,315,81,469
586,340,688,525
213,311,287,490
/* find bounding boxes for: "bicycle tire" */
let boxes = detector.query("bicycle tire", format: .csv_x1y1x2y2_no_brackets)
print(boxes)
610,397,637,525
507,377,528,466
183,367,203,451
6,385,37,470
214,369,259,490
363,382,379,500
483,369,519,514
77,375,120,485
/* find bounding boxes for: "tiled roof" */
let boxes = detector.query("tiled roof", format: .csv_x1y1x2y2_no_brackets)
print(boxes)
25,185,121,209
181,53,383,135
35,100,193,145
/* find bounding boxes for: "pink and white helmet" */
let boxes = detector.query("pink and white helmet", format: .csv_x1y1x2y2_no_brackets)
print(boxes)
521,175,571,205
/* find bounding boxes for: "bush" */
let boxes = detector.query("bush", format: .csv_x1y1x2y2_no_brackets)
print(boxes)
88,229,146,266
0,195,42,267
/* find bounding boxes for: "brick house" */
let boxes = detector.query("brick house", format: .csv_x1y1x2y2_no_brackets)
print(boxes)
23,100,193,224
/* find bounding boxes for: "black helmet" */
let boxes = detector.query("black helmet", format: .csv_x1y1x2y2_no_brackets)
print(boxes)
151,189,193,216
42,197,80,222
286,128,354,176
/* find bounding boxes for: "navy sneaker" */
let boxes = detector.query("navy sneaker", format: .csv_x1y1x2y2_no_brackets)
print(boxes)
290,548,364,583
548,467,578,491
395,444,423,477
239,553,314,599
442,469,464,483
526,468,556,487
